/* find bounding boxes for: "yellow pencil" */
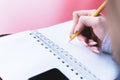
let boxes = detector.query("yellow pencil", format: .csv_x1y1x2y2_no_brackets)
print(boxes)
70,0,107,41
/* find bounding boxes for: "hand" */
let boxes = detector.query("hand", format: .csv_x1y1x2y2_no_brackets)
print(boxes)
71,10,107,53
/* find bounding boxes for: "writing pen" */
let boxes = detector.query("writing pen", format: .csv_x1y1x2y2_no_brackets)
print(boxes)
70,0,107,41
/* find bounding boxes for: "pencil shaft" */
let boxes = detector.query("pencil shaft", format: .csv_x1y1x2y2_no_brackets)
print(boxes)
92,1,107,17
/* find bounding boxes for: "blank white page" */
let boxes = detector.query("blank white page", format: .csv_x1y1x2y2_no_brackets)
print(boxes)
0,30,87,80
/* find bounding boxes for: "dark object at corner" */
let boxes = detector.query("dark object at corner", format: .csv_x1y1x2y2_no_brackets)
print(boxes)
0,34,11,37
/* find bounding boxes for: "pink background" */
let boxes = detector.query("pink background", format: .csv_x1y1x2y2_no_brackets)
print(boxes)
0,0,104,34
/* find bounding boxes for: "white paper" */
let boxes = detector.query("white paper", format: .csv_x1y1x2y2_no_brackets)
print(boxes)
0,20,119,80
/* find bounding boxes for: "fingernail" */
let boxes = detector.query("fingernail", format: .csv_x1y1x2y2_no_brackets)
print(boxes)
81,40,88,46
74,25,80,33
93,49,100,53
88,42,97,46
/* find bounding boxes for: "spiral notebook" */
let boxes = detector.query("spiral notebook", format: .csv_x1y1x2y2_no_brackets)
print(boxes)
0,21,119,80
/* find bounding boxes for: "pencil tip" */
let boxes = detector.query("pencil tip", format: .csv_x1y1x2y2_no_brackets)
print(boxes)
68,40,71,42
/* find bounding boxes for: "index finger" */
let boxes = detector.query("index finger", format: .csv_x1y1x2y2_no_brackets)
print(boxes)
72,10,96,30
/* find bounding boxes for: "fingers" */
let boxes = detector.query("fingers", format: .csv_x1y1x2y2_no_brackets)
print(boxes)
88,39,97,46
71,10,96,34
78,35,87,46
79,15,107,41
71,10,105,34
78,35,100,53
78,35,98,46
71,10,106,54
72,15,105,36
87,46,100,53
72,16,97,35
72,10,96,26
88,39,100,53
81,16,103,28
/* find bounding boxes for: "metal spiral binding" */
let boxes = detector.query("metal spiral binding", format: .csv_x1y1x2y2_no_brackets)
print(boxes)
30,30,100,80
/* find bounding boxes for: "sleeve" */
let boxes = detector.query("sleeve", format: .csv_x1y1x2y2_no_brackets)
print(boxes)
115,74,120,80
101,33,112,54
101,34,120,80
